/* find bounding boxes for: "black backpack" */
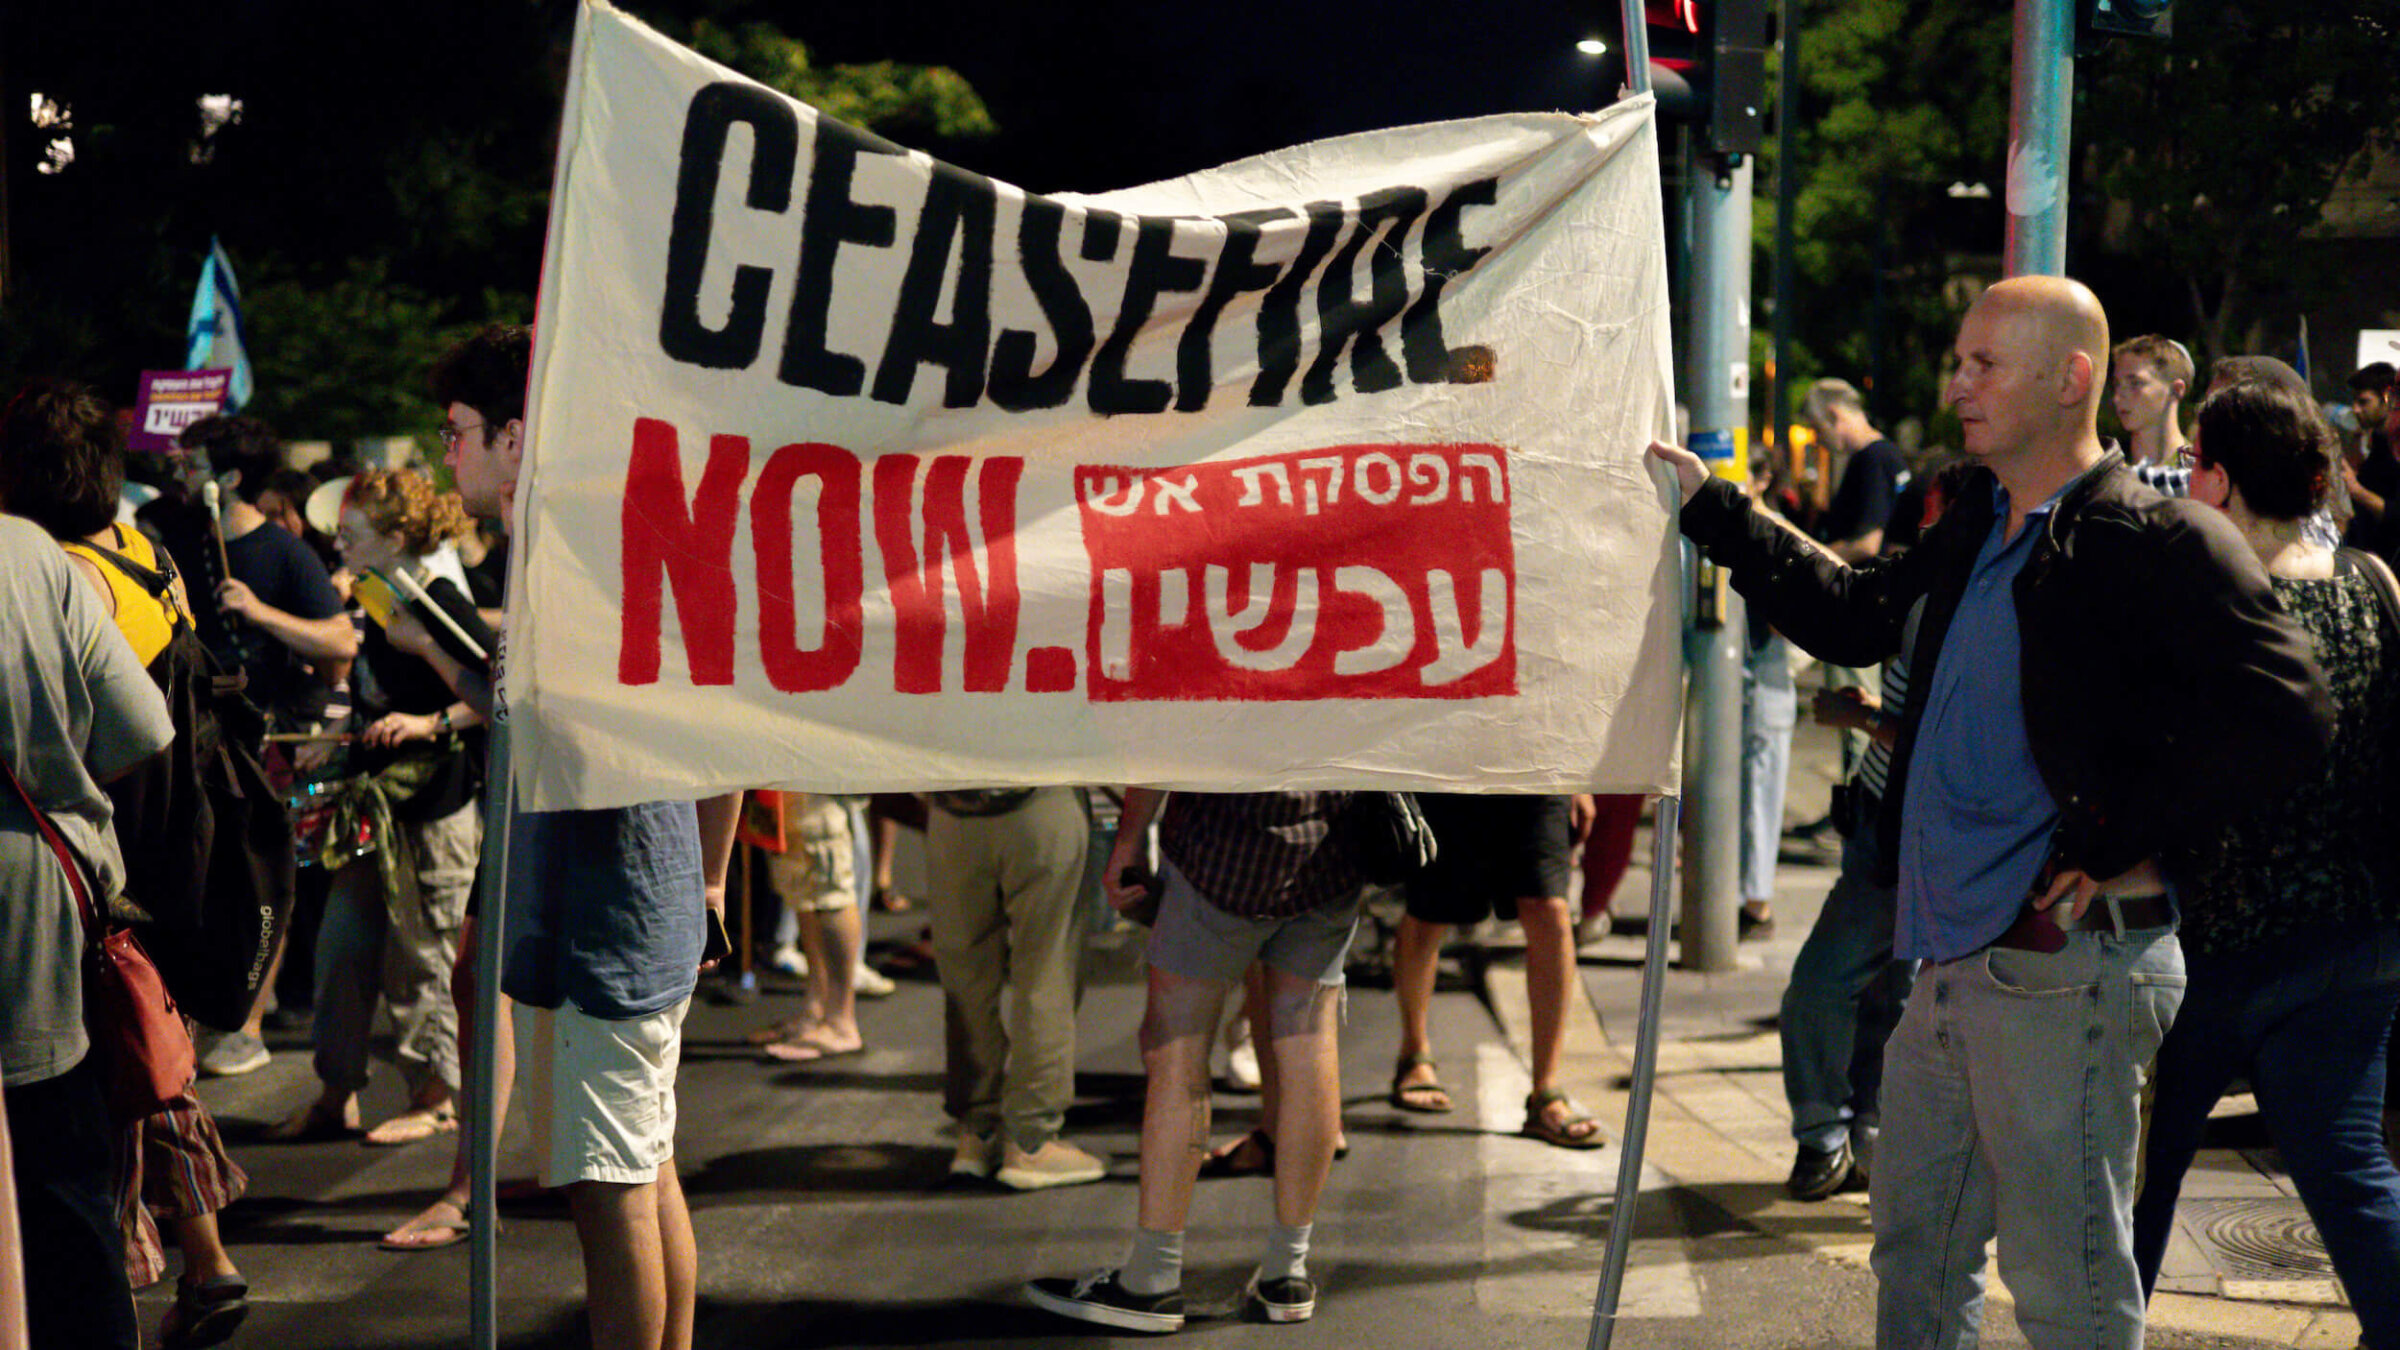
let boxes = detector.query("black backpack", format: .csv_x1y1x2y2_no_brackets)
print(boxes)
84,535,297,1032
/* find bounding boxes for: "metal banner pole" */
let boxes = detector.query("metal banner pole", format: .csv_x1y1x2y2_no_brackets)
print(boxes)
1582,7,1673,1347
1586,794,1682,1350
469,776,511,1349
1619,0,1655,96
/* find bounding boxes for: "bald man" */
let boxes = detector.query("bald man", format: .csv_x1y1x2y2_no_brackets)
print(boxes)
1653,277,2334,1350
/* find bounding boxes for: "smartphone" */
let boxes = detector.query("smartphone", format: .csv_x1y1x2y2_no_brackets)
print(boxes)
1116,864,1166,928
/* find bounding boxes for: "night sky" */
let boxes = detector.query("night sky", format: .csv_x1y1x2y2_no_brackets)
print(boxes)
787,1,1614,195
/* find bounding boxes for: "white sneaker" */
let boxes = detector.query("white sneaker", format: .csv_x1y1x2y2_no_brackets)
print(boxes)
997,1137,1108,1190
195,1029,271,1078
769,944,808,979
853,965,896,998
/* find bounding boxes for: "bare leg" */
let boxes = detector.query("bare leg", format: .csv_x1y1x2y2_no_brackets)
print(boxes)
1248,967,1278,1137
0,1086,21,1350
1390,917,1452,1111
1264,967,1343,1228
568,1179,667,1350
243,933,288,1040
171,1212,240,1283
786,904,862,1055
1135,965,1232,1235
1518,896,1575,1093
870,814,910,909
1518,895,1599,1143
386,924,515,1246
656,1159,696,1350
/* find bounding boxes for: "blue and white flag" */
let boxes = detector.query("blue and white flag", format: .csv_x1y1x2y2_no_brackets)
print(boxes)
185,236,253,410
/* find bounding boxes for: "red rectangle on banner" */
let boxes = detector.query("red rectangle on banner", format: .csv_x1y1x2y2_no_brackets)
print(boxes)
1077,444,1517,702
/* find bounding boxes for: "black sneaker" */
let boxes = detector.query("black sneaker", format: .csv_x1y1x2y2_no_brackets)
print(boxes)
1786,1139,1854,1201
1242,1272,1317,1324
1025,1269,1186,1334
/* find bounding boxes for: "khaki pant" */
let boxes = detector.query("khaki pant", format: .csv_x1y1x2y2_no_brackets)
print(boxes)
925,788,1089,1151
313,799,480,1098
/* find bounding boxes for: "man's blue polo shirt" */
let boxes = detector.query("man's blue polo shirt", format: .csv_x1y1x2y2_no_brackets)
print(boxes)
1896,479,2066,962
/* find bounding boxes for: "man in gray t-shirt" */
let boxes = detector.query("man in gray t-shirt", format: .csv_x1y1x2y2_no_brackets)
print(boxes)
0,507,174,1350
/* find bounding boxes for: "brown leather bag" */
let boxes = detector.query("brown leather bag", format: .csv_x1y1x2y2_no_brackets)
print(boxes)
3,758,194,1117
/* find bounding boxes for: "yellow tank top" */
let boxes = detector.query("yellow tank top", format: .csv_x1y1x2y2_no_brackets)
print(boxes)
61,524,185,667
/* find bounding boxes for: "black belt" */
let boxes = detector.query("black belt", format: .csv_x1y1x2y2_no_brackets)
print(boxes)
1988,894,2173,953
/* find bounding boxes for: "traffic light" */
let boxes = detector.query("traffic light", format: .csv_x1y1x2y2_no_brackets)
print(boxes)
1601,0,1770,156
2080,0,2172,44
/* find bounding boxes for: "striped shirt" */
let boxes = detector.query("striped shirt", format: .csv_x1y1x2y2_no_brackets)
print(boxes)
1160,790,1364,920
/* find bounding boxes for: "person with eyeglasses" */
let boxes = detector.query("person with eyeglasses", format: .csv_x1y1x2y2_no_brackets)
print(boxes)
2130,371,2400,1350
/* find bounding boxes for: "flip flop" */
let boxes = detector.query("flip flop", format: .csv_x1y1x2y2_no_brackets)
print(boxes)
761,1030,867,1063
379,1198,483,1252
871,884,916,913
745,1015,811,1047
363,1106,460,1147
1389,1052,1454,1114
1523,1087,1606,1150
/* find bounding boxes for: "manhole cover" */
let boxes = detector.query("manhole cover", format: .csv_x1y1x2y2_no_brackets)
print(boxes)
2183,1196,2346,1305
2193,1198,2332,1277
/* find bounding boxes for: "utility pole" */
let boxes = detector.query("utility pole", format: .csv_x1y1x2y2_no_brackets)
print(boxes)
1678,140,1751,975
1768,0,1799,550
2005,0,2074,276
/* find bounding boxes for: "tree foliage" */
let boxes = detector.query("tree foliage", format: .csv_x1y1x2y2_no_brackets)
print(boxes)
681,19,997,140
2080,0,2400,362
1753,0,2011,433
1,2,990,442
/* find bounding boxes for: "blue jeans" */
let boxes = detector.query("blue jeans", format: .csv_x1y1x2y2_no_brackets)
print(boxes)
1870,927,2184,1350
1741,633,1796,905
1781,811,1916,1150
2132,922,2400,1347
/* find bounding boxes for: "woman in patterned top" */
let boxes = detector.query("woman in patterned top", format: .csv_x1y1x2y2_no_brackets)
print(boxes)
2130,373,2400,1344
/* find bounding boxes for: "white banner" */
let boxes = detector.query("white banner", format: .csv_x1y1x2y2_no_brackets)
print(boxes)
510,0,1683,811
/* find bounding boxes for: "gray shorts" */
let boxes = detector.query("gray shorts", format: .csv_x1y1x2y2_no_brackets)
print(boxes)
1146,861,1363,987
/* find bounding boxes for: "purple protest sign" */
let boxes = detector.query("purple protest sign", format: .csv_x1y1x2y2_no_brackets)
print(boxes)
130,369,232,454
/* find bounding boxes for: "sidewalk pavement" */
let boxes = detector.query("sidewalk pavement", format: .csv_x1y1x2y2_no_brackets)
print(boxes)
1499,712,2365,1348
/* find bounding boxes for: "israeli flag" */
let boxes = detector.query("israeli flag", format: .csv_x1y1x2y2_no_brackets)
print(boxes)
184,236,253,410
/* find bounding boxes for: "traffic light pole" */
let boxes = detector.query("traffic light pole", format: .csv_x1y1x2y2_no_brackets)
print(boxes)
1678,146,1751,977
2005,0,2075,275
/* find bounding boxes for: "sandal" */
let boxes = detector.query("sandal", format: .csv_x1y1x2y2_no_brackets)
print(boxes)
1198,1128,1275,1179
1389,1052,1454,1114
263,1102,360,1143
363,1105,459,1147
1195,1129,1348,1178
158,1273,249,1348
1523,1087,1606,1150
379,1197,480,1252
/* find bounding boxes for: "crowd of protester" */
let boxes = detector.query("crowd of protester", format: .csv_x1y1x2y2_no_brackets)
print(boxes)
1680,296,2400,1350
1,297,2397,1350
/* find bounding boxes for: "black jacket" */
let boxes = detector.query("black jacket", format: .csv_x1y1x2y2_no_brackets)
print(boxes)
1680,451,2335,891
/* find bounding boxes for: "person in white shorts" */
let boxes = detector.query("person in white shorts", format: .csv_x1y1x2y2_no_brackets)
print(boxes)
396,326,739,1350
